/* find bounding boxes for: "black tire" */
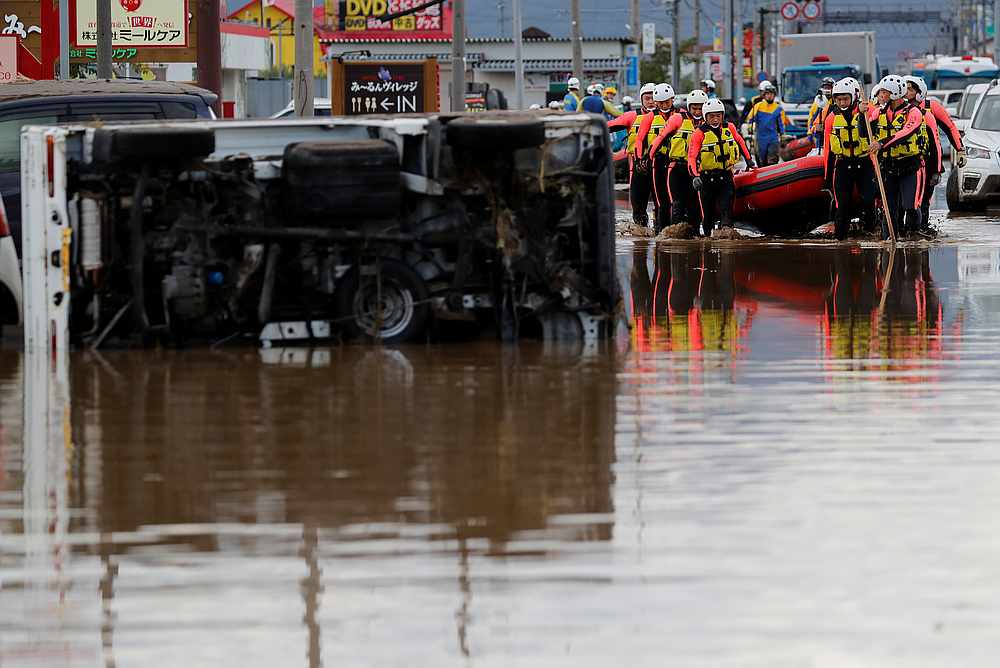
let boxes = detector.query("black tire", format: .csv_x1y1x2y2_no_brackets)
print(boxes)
334,259,431,343
946,168,987,212
93,127,215,163
446,115,546,151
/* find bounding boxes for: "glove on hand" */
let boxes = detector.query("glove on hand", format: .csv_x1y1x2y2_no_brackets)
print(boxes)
692,176,703,191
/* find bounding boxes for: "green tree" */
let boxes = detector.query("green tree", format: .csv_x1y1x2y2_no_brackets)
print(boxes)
639,37,700,92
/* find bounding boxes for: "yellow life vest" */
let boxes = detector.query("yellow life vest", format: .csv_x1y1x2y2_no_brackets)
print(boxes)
668,114,697,161
828,110,870,158
648,112,668,154
698,125,739,172
888,104,928,160
627,112,647,154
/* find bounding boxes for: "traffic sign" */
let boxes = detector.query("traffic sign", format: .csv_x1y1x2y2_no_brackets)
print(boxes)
802,1,822,20
780,1,800,20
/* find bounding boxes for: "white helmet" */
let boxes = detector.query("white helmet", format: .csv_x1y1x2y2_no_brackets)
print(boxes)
902,75,928,102
687,89,709,105
586,84,599,95
870,83,884,102
701,79,717,90
882,78,905,101
760,80,776,93
842,77,862,100
639,83,657,97
758,80,770,91
529,103,542,110
832,78,857,102
704,98,725,115
622,95,634,105
592,83,604,93
548,100,563,109
567,77,581,90
653,83,675,102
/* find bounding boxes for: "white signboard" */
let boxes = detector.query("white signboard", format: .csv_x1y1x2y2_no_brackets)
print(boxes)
0,35,17,81
642,22,656,54
74,0,189,48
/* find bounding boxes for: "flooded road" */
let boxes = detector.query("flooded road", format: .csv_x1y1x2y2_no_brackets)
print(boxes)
6,199,1000,665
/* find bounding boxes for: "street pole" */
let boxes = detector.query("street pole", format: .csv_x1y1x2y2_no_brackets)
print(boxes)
733,0,741,101
512,0,524,109
294,0,314,116
451,0,466,112
994,0,999,65
722,0,731,96
197,0,222,115
631,0,641,44
570,0,583,82
758,7,766,74
96,0,112,78
671,0,680,86
59,0,69,78
693,0,701,50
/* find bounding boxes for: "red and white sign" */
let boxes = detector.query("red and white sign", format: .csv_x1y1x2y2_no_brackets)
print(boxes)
802,1,822,20
0,36,17,81
780,1,800,20
72,0,189,48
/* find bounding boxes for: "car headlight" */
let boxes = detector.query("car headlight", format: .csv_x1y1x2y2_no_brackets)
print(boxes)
964,143,992,160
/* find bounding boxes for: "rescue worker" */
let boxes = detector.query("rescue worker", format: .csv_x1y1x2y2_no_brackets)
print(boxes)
562,77,583,111
637,83,679,232
868,77,929,237
649,89,710,234
901,75,942,230
808,77,836,149
701,79,718,99
604,86,618,103
745,81,787,166
582,84,608,114
621,95,636,112
740,80,770,125
688,98,755,234
608,83,659,227
823,78,876,239
904,75,964,227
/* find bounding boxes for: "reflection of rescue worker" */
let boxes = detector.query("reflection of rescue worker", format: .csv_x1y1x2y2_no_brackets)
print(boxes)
905,75,964,229
868,77,929,236
639,84,679,233
688,98,755,234
823,78,875,239
745,82,787,166
562,77,583,111
608,83,659,227
808,77,835,149
649,89,709,232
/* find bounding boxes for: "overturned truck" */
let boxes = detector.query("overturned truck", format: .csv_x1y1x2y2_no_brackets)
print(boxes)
22,113,620,349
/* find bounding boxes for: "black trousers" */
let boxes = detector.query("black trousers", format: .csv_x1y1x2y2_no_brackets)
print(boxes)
831,158,876,239
652,155,672,232
698,171,735,233
630,157,654,226
668,161,699,230
883,159,924,237
919,161,938,229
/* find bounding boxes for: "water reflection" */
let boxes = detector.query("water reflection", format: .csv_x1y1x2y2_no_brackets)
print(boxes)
629,244,959,378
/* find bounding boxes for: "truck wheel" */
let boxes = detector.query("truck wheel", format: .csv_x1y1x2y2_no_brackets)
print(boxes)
335,259,431,343
446,116,546,151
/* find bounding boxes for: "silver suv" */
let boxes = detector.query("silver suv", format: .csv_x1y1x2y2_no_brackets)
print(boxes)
949,81,1000,211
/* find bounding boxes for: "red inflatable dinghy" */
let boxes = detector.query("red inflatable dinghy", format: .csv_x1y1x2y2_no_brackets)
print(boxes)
733,154,827,218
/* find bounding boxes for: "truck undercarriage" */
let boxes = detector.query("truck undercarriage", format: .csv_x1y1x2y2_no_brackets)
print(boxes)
25,114,620,348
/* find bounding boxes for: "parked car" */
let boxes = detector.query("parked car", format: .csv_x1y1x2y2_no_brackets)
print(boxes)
954,82,989,135
270,98,332,118
948,81,1000,211
0,79,217,257
928,89,964,115
0,193,20,331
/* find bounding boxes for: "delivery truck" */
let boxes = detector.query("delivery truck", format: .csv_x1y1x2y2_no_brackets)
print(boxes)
777,31,879,133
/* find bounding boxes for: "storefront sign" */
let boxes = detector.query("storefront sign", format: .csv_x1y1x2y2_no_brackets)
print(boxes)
73,0,189,48
0,34,17,80
330,59,438,115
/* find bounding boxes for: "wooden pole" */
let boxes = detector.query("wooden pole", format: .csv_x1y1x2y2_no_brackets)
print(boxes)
294,0,314,117
861,105,896,244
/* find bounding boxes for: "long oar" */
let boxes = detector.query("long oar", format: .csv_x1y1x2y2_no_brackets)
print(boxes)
861,106,897,245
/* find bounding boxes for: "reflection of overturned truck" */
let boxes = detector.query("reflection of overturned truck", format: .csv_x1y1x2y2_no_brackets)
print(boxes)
22,113,620,348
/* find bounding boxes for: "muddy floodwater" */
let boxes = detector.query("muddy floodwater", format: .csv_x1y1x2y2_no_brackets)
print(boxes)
6,194,1000,665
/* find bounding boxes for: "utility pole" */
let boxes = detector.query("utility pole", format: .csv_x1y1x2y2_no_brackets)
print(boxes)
694,0,701,49
197,0,222,115
570,0,583,81
722,0,731,96
451,0,466,112
733,0,741,101
671,0,680,86
96,0,112,78
631,0,641,44
59,0,69,78
293,0,313,116
994,0,999,64
512,0,524,109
